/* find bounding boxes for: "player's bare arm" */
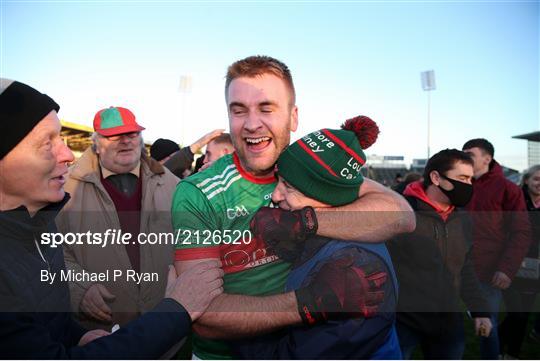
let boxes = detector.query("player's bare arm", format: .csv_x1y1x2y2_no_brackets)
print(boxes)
316,178,415,242
175,259,301,339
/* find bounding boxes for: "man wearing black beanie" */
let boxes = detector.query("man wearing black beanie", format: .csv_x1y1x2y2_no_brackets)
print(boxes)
150,131,225,178
150,138,181,163
0,78,224,359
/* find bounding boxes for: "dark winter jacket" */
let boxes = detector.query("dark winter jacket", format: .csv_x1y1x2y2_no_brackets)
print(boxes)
0,195,192,359
465,161,531,281
232,239,401,359
387,184,489,336
511,186,540,293
163,146,194,178
523,186,540,259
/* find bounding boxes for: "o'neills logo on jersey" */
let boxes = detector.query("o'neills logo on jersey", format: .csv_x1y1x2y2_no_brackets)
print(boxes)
226,205,250,219
223,248,279,273
221,239,279,274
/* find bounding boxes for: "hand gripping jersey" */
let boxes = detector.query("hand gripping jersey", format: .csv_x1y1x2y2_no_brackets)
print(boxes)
172,153,290,359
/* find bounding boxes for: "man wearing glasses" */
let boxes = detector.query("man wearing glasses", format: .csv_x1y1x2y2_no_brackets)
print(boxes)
56,107,180,355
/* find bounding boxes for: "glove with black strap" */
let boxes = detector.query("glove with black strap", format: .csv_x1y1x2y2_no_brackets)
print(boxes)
295,248,387,326
249,206,318,262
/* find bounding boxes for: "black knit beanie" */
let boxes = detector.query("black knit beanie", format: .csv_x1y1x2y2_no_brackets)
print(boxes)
150,138,180,161
0,79,60,159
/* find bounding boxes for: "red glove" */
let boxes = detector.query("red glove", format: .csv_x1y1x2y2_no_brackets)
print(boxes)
249,206,318,262
295,248,387,326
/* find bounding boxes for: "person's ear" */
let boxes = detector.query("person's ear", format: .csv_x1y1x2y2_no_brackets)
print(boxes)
290,106,298,132
430,170,441,186
484,153,492,166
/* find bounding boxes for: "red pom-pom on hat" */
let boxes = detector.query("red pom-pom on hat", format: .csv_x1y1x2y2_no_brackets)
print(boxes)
341,115,379,149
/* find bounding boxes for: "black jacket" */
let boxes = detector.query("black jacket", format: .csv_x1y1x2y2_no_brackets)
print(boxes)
387,196,489,336
523,186,540,259
511,186,540,294
163,146,194,178
0,195,191,359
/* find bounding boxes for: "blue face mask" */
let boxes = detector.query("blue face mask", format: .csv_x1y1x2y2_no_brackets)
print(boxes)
439,174,474,207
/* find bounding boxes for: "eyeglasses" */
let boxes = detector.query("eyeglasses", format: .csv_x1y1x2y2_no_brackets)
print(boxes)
102,132,141,141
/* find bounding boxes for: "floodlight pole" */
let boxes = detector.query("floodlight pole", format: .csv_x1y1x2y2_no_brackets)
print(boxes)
179,75,192,145
427,89,431,159
421,70,436,160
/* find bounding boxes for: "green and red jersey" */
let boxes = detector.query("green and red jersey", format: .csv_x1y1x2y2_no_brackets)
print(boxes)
172,153,290,359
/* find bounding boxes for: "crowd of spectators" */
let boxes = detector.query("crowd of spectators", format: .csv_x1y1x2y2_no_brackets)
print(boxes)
0,55,538,360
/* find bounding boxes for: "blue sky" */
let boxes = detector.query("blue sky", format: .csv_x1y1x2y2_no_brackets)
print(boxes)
2,0,538,170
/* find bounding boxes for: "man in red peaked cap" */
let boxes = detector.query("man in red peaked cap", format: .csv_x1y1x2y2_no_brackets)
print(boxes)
56,106,184,357
0,79,223,358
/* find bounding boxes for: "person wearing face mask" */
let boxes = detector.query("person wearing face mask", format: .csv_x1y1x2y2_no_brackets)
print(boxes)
387,149,492,359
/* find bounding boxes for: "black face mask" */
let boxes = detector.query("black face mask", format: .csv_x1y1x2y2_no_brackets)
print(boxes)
438,174,474,207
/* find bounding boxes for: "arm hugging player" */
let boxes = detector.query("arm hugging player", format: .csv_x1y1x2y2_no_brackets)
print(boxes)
231,116,401,359
172,55,414,359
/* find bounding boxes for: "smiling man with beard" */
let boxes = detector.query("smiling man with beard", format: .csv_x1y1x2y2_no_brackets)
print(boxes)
172,55,415,359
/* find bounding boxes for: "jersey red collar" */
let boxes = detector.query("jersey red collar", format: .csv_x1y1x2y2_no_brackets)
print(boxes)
233,152,276,185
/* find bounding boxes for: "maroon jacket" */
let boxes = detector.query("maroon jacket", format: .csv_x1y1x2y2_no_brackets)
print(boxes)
466,161,531,282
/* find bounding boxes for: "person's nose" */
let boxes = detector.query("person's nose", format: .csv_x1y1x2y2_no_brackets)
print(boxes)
243,112,264,134
271,185,285,204
57,140,75,164
118,134,132,144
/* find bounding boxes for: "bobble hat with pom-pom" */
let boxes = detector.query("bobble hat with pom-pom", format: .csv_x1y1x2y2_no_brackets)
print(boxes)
276,115,379,206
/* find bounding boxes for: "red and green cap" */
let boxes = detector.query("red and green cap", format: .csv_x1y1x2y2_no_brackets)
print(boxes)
277,116,379,206
93,106,145,136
